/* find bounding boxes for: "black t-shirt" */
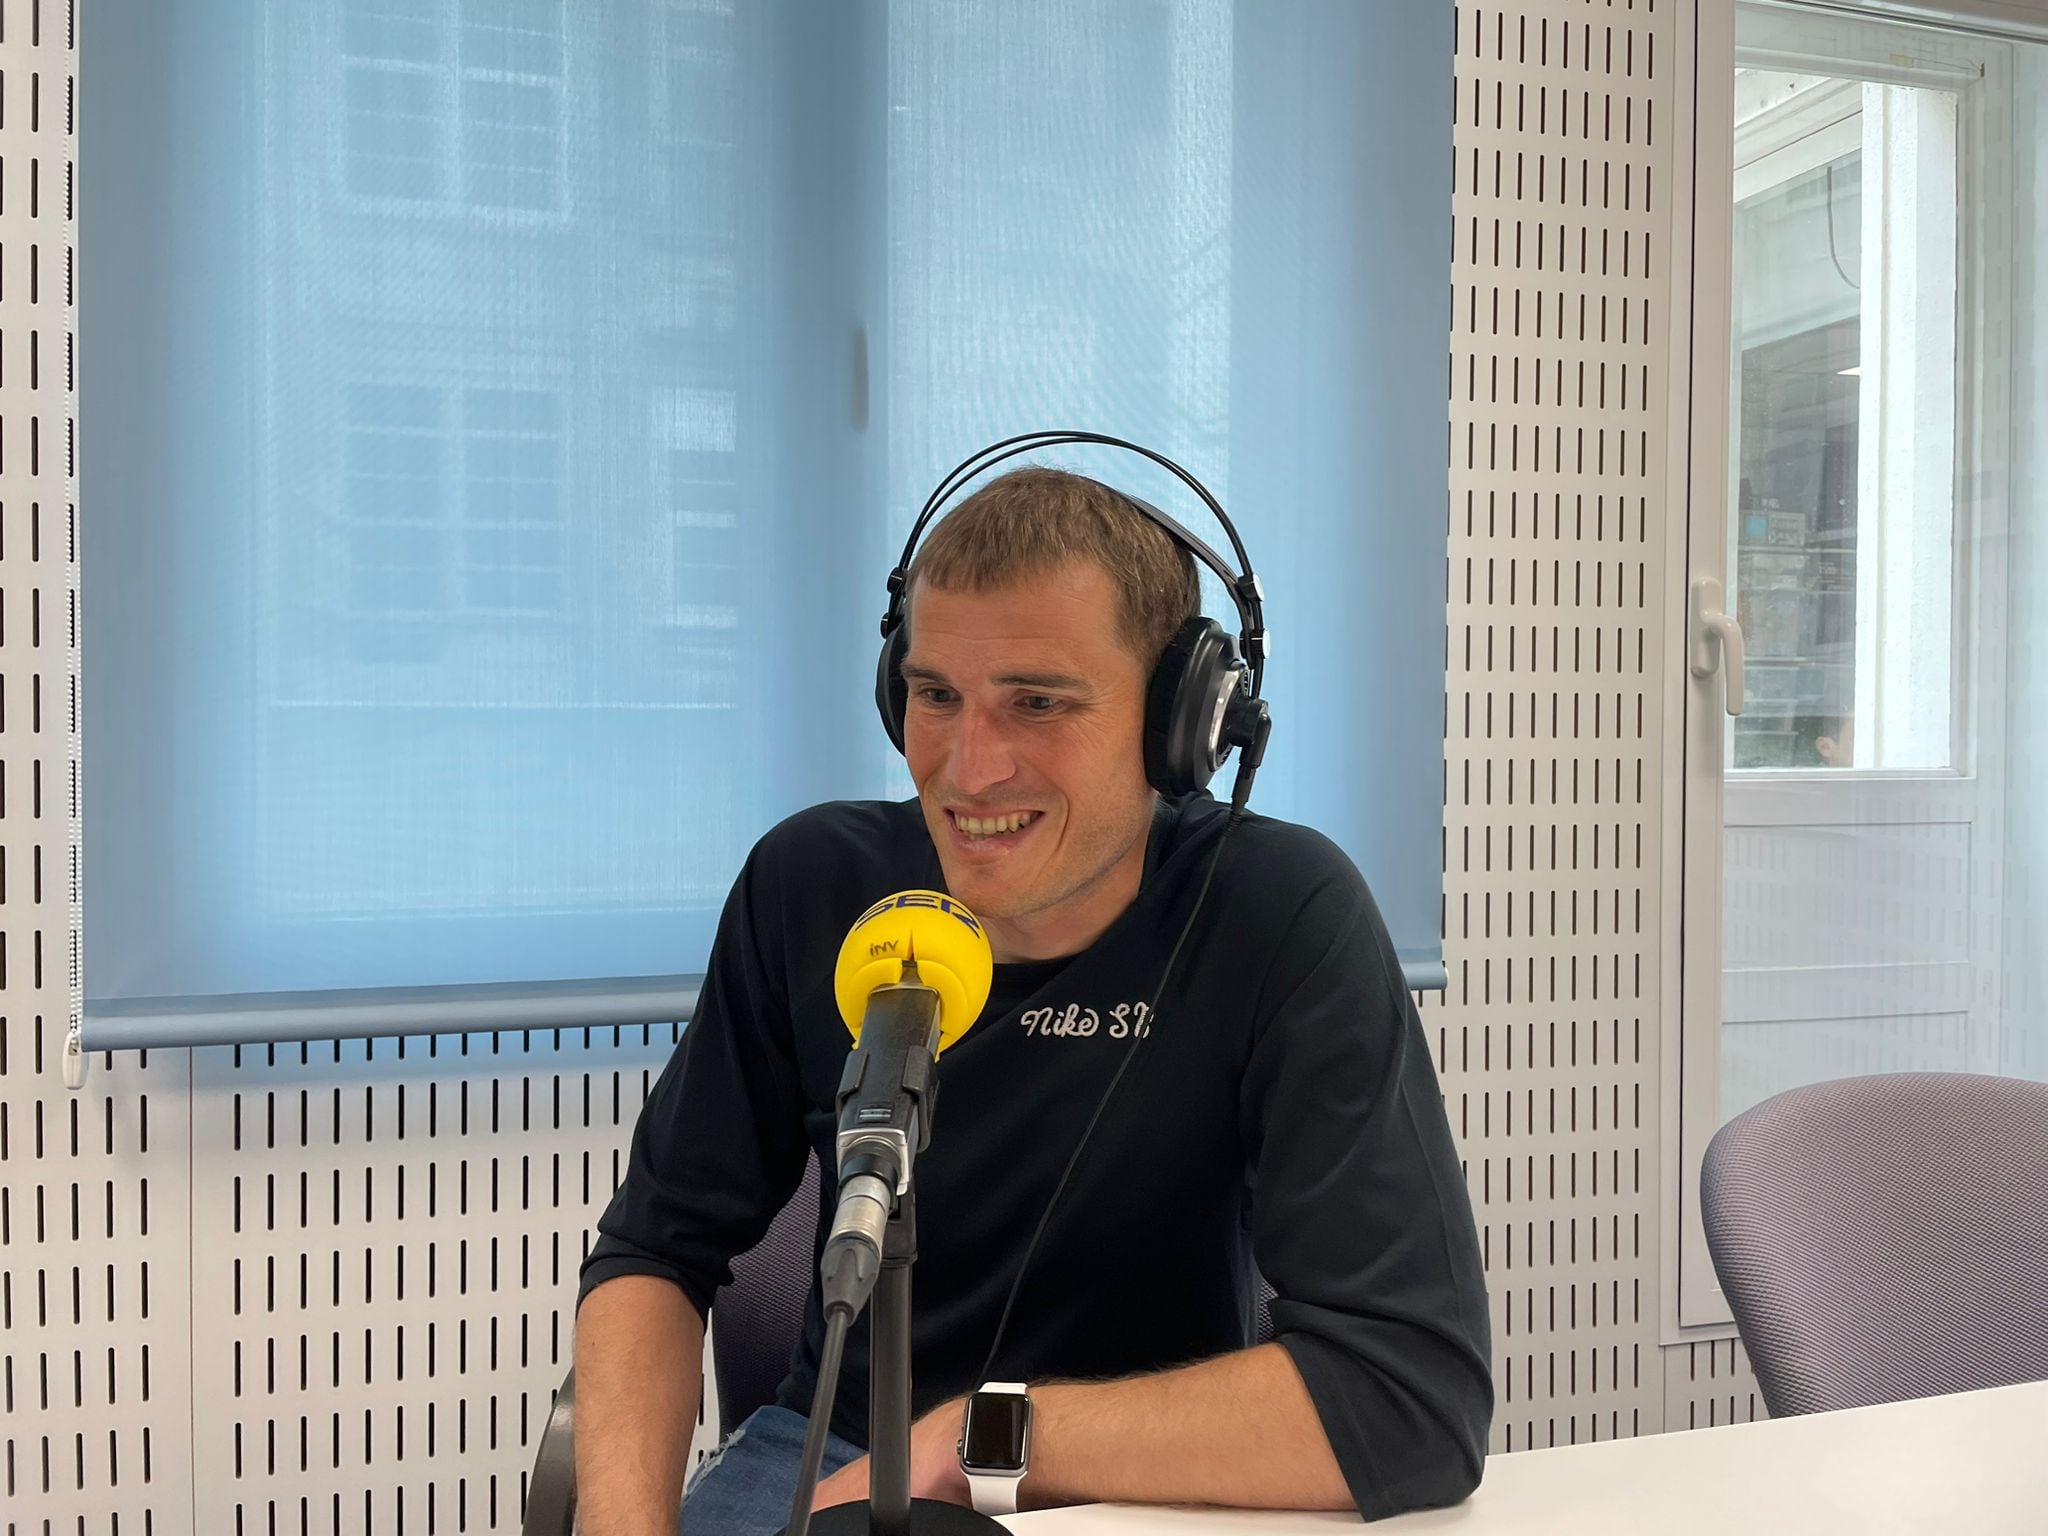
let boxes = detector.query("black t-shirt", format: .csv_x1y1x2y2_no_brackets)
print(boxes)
580,792,1493,1519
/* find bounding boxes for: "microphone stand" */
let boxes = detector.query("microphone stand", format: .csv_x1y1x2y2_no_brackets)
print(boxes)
867,1185,918,1532
798,1043,1008,1536
803,1176,1004,1535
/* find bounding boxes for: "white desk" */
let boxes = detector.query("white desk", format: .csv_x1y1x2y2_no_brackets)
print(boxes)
1002,1379,2048,1534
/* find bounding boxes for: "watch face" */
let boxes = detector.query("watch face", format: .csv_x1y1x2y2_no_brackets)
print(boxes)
961,1393,1030,1472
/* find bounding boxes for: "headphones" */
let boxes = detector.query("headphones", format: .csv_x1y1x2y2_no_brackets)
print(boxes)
875,431,1275,814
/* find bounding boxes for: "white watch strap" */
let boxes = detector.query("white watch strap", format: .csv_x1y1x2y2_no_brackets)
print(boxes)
967,1470,1021,1515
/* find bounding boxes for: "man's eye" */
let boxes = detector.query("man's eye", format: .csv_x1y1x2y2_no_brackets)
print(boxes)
914,686,956,707
1020,695,1060,713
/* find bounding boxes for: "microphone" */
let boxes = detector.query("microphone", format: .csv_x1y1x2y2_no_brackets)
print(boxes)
820,891,993,1320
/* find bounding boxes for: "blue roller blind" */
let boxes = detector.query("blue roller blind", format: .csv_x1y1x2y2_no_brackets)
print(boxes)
82,0,1450,1046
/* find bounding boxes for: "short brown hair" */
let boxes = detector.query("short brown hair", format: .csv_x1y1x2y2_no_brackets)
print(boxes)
906,466,1200,669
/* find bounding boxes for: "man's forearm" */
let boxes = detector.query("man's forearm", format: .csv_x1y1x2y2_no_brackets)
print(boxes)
574,1274,706,1536
1021,1342,1350,1512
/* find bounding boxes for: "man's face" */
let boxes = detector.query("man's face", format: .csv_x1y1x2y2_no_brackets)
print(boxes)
900,560,1156,961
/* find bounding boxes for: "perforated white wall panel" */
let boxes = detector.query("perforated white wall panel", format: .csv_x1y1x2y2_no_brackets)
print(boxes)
184,1028,690,1536
1435,0,1762,1447
2,3,1772,1532
2,4,197,1531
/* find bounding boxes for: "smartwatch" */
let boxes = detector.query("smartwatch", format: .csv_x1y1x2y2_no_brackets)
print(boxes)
957,1381,1033,1514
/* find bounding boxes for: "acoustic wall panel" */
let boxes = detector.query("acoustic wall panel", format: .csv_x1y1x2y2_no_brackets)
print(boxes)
1665,1335,1765,1431
1434,0,1763,1449
1,3,197,1532
184,1028,696,1535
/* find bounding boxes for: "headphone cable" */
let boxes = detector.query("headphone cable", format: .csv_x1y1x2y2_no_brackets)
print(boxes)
971,804,1242,1388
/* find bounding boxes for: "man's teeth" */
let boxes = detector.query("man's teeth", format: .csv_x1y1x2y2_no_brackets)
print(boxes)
957,811,1038,838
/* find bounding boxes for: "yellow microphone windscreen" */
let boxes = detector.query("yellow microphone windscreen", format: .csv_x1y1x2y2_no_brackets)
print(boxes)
834,890,995,1053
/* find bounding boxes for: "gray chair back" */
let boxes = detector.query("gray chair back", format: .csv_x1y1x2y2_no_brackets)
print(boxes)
1700,1071,2048,1417
711,1152,823,1432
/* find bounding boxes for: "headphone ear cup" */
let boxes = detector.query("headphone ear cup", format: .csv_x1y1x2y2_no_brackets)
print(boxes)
876,621,910,753
1145,617,1241,796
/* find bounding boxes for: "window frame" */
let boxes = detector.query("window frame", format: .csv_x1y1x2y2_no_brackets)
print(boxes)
651,383,745,638
1672,1,2017,1336
334,0,573,226
333,379,571,628
456,385,570,620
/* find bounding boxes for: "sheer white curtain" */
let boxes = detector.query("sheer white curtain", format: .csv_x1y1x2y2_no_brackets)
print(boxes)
81,0,1451,1045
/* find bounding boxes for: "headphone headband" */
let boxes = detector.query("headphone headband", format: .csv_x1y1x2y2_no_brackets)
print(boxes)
881,431,1270,697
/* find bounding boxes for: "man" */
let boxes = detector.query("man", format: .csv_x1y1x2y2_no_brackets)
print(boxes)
575,468,1492,1534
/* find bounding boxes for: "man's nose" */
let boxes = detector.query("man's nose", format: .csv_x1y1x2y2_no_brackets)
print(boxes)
949,701,1016,795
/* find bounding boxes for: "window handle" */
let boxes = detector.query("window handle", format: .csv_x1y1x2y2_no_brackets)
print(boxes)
1690,577,1745,717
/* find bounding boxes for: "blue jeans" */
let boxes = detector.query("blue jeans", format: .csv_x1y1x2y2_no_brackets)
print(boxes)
682,1405,866,1536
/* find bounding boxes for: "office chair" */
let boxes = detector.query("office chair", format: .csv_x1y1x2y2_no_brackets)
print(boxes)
523,1155,824,1536
1700,1071,2048,1417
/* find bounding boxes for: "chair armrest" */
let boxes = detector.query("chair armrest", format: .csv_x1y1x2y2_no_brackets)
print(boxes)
523,1366,578,1536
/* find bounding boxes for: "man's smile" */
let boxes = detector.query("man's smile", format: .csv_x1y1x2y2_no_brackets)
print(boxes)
944,806,1047,852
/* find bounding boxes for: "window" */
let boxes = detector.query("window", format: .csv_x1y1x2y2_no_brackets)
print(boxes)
460,387,566,615
1728,67,1961,771
337,384,567,624
343,383,446,617
656,385,742,641
1677,3,2048,1329
341,0,566,214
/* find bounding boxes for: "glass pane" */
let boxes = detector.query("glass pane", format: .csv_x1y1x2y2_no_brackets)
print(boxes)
346,65,442,201
460,0,565,78
342,0,439,67
1727,72,1957,773
461,79,560,211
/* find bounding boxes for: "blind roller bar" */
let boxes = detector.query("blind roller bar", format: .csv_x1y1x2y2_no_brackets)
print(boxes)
81,976,704,1051
82,956,1447,1051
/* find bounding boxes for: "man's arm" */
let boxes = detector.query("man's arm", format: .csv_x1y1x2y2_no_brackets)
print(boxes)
574,1275,707,1536
815,1343,1349,1513
574,821,816,1529
1023,1344,1348,1508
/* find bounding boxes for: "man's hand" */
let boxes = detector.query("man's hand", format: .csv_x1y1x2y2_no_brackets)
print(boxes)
813,1398,973,1512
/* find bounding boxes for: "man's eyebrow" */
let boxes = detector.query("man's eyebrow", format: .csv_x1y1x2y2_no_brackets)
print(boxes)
995,671,1093,693
898,661,1094,694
